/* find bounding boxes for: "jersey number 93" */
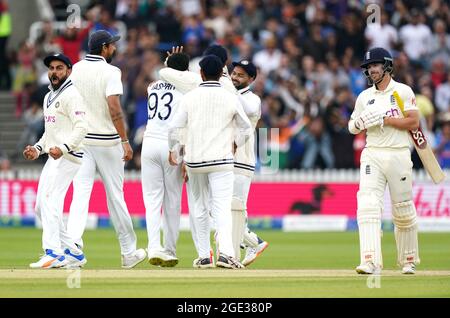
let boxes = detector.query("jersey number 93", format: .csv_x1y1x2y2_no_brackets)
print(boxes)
147,92,173,120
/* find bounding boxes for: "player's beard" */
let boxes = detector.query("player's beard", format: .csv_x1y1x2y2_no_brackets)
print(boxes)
50,74,68,91
370,72,383,85
233,80,246,90
106,50,116,64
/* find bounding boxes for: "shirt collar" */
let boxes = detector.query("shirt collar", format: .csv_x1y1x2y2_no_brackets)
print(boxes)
372,78,396,94
199,81,221,87
47,76,72,94
85,54,106,62
238,85,251,95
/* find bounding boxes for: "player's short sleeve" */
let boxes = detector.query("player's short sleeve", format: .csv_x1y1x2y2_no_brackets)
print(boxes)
401,85,418,112
105,68,123,97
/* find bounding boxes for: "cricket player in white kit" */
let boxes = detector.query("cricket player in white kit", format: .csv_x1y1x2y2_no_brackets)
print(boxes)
25,54,88,269
142,53,190,267
348,47,420,275
160,45,267,266
66,30,146,269
229,60,269,266
169,55,252,269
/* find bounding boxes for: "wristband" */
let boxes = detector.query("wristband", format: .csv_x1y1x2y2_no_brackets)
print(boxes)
121,139,129,144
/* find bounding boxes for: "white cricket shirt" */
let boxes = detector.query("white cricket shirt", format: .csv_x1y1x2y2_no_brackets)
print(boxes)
34,77,88,163
168,81,252,173
69,54,123,146
234,86,261,176
350,79,418,149
144,80,184,140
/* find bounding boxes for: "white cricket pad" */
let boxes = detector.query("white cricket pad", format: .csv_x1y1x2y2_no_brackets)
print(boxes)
357,191,383,268
231,197,246,259
392,201,420,266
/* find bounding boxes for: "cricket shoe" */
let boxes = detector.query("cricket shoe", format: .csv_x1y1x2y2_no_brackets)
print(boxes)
401,263,416,275
121,248,147,269
64,248,87,268
148,250,179,267
29,249,67,269
193,257,215,269
216,253,245,269
355,262,381,275
242,241,269,267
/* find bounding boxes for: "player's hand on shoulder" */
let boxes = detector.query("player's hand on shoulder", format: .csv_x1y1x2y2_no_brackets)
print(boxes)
122,141,133,161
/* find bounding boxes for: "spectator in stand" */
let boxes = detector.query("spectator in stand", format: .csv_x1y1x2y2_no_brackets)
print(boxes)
238,0,265,36
154,5,182,52
399,9,432,66
434,113,450,169
54,25,93,64
435,73,450,113
301,116,334,169
12,41,37,118
428,19,450,69
301,23,327,63
253,35,282,76
365,11,398,52
16,99,44,155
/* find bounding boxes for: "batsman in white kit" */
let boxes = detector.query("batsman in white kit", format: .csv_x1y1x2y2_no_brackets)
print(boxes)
348,47,420,275
160,45,268,266
169,55,252,269
142,53,190,267
229,60,269,266
24,54,88,269
66,30,146,269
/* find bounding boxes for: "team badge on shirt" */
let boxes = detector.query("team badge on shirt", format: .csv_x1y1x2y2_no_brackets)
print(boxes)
367,99,375,105
390,95,395,105
55,102,60,108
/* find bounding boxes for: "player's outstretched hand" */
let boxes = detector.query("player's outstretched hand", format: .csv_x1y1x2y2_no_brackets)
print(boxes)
49,147,63,160
122,142,133,161
23,145,38,160
166,46,184,58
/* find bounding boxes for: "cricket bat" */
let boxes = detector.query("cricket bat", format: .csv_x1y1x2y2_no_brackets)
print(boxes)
393,91,446,184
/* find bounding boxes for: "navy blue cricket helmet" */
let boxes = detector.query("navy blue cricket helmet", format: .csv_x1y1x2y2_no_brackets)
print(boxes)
360,47,394,83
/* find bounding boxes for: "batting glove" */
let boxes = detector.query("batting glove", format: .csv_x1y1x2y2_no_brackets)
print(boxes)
357,108,386,130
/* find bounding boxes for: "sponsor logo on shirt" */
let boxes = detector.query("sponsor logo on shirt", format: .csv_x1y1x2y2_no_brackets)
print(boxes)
385,108,400,118
45,116,56,123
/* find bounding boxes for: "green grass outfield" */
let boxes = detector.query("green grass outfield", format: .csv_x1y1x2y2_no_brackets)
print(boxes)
0,228,449,298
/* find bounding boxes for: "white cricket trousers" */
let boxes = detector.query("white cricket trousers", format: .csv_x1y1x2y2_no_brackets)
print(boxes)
141,137,182,255
188,174,252,255
67,144,137,256
35,157,80,255
357,147,419,267
188,170,235,259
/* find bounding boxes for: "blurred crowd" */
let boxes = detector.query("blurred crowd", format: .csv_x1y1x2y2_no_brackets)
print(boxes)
1,0,450,171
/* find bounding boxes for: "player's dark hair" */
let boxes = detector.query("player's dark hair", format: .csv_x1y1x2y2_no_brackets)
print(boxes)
167,53,190,71
202,71,221,81
89,45,103,55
